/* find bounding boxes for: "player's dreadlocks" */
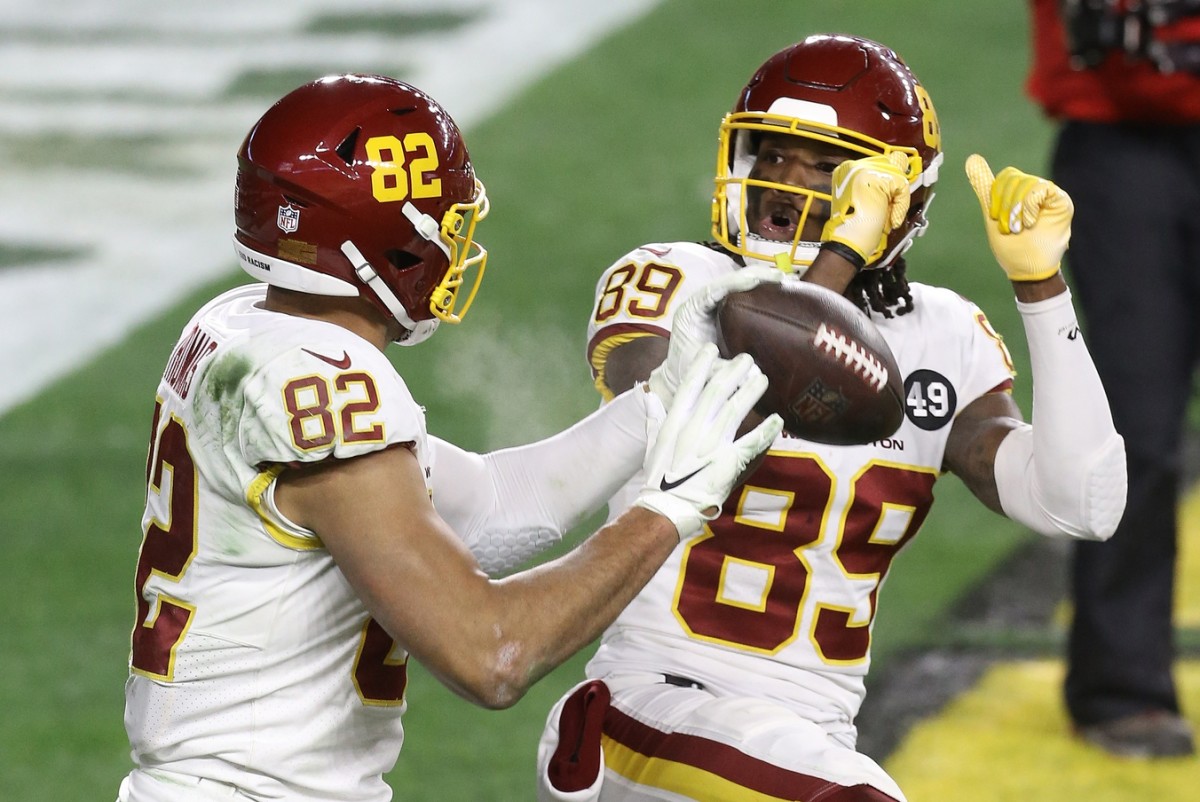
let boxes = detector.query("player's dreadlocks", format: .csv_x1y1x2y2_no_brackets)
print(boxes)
846,257,915,319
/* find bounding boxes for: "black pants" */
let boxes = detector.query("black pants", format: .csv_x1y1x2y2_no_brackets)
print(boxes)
1051,120,1200,726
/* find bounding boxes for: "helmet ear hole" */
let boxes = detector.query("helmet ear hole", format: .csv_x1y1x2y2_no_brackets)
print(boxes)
385,249,423,271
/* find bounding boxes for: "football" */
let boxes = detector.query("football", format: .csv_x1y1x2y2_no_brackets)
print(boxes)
716,280,904,445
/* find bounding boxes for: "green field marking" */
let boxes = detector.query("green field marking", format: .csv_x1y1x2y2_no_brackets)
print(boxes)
0,242,88,268
0,132,197,175
886,660,1200,798
305,10,475,36
224,67,413,100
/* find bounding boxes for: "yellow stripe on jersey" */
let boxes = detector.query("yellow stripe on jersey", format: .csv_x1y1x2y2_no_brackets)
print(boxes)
246,466,325,550
590,330,662,401
601,735,790,802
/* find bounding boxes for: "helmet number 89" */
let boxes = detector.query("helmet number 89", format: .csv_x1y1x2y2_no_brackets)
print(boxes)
366,134,442,203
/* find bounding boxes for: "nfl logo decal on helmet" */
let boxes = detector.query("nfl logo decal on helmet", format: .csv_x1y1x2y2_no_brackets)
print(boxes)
276,204,301,234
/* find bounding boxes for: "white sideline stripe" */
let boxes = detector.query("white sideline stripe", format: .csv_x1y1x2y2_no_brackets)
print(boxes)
0,0,659,414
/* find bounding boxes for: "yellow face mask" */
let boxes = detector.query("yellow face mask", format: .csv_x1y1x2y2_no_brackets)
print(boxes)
711,112,928,273
428,179,490,324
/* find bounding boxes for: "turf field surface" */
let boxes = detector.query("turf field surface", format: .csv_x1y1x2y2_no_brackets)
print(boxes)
2,1,1196,799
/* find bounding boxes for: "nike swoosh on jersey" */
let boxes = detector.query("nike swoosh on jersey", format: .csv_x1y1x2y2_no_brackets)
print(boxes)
659,465,706,492
302,348,352,370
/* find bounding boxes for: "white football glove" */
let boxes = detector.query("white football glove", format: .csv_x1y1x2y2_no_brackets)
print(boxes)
647,265,783,406
637,344,783,540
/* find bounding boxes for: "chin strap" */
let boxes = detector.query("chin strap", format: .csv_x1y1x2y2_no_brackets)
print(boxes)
401,201,452,259
339,240,438,346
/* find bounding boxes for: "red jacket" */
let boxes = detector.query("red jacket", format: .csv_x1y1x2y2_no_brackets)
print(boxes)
1027,0,1200,123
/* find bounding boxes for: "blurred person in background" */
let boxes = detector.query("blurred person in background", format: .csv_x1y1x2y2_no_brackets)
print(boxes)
1027,0,1200,758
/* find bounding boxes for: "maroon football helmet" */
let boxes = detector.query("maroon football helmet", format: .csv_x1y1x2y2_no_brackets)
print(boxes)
712,34,943,272
233,74,489,344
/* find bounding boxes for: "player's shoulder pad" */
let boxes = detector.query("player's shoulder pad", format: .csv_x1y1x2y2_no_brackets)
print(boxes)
896,281,991,330
215,323,423,468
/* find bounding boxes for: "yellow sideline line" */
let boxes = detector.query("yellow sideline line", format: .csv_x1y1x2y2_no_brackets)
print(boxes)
883,482,1200,799
885,660,1200,799
1177,481,1200,626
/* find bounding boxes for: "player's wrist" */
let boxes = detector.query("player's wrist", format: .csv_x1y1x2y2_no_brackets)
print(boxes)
1012,270,1068,303
633,491,709,542
817,240,867,273
1003,261,1061,283
645,366,673,406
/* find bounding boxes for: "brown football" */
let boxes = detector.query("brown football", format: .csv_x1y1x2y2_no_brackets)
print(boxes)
716,280,904,445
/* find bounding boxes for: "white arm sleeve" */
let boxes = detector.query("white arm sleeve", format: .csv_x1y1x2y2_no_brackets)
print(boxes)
993,290,1126,541
431,387,653,575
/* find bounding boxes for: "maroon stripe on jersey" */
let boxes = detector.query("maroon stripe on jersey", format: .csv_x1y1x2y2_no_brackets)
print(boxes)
603,705,887,799
987,378,1014,395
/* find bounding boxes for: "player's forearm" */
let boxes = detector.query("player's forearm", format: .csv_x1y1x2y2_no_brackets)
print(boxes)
481,385,650,532
425,348,774,708
802,244,860,292
993,289,1126,540
431,388,651,574
434,506,678,709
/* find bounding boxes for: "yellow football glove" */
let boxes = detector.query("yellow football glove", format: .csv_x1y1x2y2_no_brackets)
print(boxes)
821,151,911,268
965,154,1072,282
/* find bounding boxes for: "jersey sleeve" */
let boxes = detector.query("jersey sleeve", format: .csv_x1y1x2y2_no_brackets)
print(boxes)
953,297,1018,407
235,343,425,469
585,242,729,399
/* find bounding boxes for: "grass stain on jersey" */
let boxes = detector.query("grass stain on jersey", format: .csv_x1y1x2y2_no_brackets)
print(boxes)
202,351,254,439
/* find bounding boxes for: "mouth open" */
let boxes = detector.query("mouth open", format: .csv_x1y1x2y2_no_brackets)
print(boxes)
754,202,800,242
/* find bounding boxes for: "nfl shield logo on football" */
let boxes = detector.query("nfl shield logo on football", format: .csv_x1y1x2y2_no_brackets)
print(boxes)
277,204,301,233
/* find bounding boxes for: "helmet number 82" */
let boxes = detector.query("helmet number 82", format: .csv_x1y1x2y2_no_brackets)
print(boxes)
366,134,442,203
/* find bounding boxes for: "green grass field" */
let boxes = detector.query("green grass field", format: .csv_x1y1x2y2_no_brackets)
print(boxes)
4,1,1192,799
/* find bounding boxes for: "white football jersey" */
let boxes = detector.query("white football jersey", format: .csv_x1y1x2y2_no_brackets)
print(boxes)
124,284,430,802
583,243,1015,732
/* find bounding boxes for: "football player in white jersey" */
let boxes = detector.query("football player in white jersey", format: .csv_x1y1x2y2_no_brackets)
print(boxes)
116,74,786,802
537,35,1128,802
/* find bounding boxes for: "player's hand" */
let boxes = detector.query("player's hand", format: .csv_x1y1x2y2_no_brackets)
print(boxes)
820,151,911,269
965,154,1072,282
646,265,782,406
637,344,782,540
